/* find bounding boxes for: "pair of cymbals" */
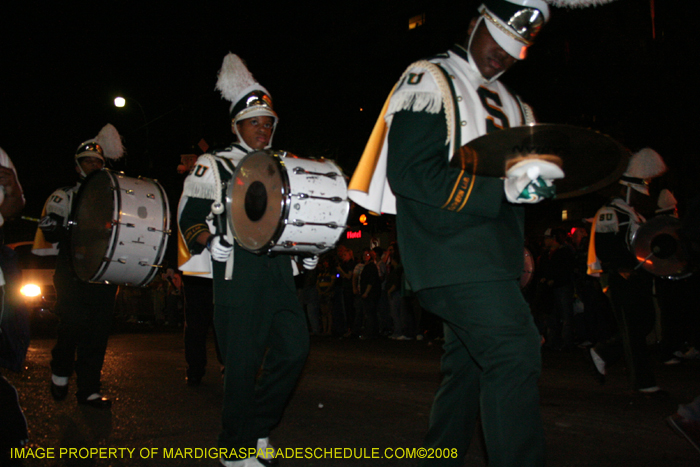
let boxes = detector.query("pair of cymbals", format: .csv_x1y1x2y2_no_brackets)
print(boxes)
450,124,629,199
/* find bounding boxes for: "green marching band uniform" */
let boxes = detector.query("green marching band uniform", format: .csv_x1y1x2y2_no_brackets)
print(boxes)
348,1,558,465
177,54,308,465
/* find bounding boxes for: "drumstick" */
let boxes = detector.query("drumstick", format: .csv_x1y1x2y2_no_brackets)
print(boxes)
21,216,41,223
211,202,231,247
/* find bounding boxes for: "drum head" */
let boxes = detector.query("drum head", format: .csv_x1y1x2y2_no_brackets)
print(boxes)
228,151,286,252
70,170,118,282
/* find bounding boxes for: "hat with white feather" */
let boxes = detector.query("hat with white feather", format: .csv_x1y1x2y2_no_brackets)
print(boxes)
75,123,124,176
619,147,667,195
215,53,278,150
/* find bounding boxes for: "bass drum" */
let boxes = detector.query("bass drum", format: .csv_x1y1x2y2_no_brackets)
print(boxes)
69,169,170,286
521,247,535,289
227,150,349,255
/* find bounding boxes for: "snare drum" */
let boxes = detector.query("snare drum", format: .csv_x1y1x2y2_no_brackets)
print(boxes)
226,150,349,255
69,169,170,286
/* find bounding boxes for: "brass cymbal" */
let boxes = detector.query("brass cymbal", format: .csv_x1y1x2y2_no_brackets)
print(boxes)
450,124,630,199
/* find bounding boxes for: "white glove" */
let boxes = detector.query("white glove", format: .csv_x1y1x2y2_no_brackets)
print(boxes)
504,164,559,204
207,235,233,262
302,256,319,270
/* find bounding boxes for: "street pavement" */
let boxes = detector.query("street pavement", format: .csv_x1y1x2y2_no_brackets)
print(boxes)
4,327,700,466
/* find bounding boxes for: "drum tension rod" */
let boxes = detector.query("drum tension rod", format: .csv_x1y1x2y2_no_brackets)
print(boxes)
280,241,328,249
147,226,172,234
285,219,344,229
293,193,345,203
292,167,339,179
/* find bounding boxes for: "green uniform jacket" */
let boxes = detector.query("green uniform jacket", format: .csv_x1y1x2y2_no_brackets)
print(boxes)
387,109,525,291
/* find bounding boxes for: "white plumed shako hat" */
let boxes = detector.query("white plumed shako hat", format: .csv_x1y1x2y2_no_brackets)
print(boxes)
215,53,278,150
75,123,124,164
619,147,667,196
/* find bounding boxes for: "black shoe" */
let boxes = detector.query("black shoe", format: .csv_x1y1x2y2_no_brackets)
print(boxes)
78,394,112,409
50,382,68,401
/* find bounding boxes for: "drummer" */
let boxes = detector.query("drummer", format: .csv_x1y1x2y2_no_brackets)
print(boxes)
587,148,668,396
32,124,124,409
178,53,316,467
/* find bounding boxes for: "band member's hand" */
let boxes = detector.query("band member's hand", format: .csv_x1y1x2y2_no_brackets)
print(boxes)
38,213,62,233
505,166,557,204
207,234,233,262
303,256,319,270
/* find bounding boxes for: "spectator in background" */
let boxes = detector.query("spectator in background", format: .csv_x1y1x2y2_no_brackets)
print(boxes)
538,227,576,351
386,244,411,340
316,257,336,336
359,248,381,339
336,246,356,337
346,249,368,339
163,268,183,327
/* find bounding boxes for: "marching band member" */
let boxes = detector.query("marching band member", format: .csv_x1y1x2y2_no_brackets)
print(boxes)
32,125,124,409
178,53,315,467
349,0,558,464
587,148,668,396
0,147,25,230
0,146,28,465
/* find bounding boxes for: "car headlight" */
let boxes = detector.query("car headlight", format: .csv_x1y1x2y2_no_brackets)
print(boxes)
20,284,42,298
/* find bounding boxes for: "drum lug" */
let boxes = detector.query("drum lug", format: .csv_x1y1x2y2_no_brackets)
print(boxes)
292,167,340,179
285,219,345,230
147,227,172,235
292,193,347,204
287,219,306,227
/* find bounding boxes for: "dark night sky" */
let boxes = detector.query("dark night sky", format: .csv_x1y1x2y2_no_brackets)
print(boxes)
1,0,698,242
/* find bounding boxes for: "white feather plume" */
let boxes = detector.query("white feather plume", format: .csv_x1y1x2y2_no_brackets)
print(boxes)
657,189,677,211
545,0,618,7
95,124,125,160
625,148,667,180
215,53,257,103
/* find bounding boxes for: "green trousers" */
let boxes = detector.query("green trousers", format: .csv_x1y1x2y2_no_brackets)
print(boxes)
213,249,309,453
417,280,544,467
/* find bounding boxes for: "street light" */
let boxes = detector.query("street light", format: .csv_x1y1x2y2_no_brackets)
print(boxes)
113,96,151,171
